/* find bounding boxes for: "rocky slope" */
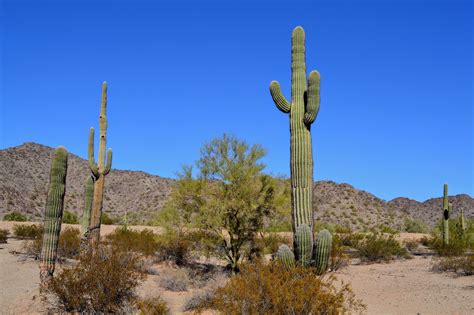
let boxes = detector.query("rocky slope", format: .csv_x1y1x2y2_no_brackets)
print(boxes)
1,142,472,229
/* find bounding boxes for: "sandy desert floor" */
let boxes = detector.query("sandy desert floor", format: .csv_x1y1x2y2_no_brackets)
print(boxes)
1,223,473,315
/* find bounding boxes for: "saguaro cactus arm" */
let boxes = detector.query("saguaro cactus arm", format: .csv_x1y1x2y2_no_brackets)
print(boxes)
303,71,320,125
88,128,99,178
103,149,113,175
270,81,291,113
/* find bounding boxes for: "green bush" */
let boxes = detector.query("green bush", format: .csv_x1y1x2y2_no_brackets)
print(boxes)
403,217,428,233
3,212,27,222
155,230,194,265
44,246,146,313
106,226,158,257
101,212,116,225
205,261,366,314
354,232,410,262
0,229,9,244
13,224,43,239
62,211,79,224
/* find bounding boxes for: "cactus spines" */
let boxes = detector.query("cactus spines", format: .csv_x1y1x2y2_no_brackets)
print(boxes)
88,81,113,246
80,176,94,243
40,146,68,283
276,244,295,269
442,184,449,245
295,224,313,267
270,26,320,231
314,229,332,275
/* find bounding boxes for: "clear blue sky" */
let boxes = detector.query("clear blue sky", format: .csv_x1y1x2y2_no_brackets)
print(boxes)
1,0,472,201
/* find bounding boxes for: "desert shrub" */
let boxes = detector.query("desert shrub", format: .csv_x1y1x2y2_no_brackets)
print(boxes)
155,231,194,265
136,297,169,315
62,211,79,224
331,234,350,271
376,224,398,235
44,246,146,313
204,261,365,314
13,224,43,239
420,235,432,247
158,269,189,291
432,255,474,276
245,232,290,260
355,232,409,262
106,226,158,257
183,290,214,312
22,227,81,260
101,212,116,225
3,212,27,222
0,229,9,244
403,217,428,233
340,231,364,248
429,236,467,257
403,239,419,252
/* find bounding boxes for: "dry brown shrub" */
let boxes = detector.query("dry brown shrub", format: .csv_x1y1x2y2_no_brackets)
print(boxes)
136,296,169,315
44,246,146,313
200,260,366,314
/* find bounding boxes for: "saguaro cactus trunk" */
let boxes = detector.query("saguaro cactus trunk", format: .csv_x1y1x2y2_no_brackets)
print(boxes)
80,175,94,249
40,147,68,283
88,81,113,246
442,183,449,246
270,27,330,274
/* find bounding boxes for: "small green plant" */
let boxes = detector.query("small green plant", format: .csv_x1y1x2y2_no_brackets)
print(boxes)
206,261,366,314
13,224,43,239
62,211,79,224
3,212,27,222
43,246,145,313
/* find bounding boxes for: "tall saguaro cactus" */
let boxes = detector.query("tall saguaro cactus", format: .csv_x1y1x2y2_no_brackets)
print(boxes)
40,146,68,283
270,26,330,274
442,183,449,246
88,81,113,245
80,175,94,249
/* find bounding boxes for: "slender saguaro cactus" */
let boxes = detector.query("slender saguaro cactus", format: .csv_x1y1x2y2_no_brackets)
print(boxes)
80,176,94,249
88,81,113,245
270,27,330,274
460,208,466,232
40,147,68,283
442,184,449,246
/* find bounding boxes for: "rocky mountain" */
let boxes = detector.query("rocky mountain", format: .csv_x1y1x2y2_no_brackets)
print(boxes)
1,142,472,229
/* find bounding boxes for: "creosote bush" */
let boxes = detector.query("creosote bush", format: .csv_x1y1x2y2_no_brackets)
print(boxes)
354,232,409,262
44,246,146,313
13,224,43,239
106,226,158,257
202,260,366,314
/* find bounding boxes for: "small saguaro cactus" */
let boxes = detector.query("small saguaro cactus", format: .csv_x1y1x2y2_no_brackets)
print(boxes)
270,26,331,274
459,208,466,232
88,81,113,245
442,184,449,246
80,175,94,248
40,146,68,283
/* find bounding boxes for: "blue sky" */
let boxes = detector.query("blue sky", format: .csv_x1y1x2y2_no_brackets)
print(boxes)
1,0,472,201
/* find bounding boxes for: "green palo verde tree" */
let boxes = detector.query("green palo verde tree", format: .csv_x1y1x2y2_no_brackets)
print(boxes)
87,82,113,246
168,134,276,273
270,26,331,274
40,146,68,284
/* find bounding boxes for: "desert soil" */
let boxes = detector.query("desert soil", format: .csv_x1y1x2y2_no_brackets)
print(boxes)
1,223,473,315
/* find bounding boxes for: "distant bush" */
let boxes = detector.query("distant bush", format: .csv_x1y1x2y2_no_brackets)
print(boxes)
62,211,79,224
331,234,350,271
205,261,366,314
432,255,474,276
159,270,189,292
354,232,410,262
106,226,158,257
44,246,146,313
0,229,9,244
135,297,169,315
155,231,195,266
429,236,467,257
183,290,214,312
101,212,116,225
4,212,27,222
13,224,43,239
22,226,81,260
403,217,428,233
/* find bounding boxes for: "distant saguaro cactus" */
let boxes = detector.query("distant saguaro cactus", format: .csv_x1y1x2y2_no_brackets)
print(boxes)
40,146,68,283
270,26,330,274
459,208,466,232
442,184,449,246
88,81,113,245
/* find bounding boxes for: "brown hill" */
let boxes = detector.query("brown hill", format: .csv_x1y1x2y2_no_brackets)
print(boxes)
0,142,472,229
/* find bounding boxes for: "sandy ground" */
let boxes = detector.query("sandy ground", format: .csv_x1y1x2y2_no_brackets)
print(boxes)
1,223,473,314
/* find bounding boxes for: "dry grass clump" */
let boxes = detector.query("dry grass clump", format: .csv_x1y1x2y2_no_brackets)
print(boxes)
0,229,9,244
432,255,474,276
105,226,158,257
198,260,365,314
135,296,169,315
44,246,147,313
